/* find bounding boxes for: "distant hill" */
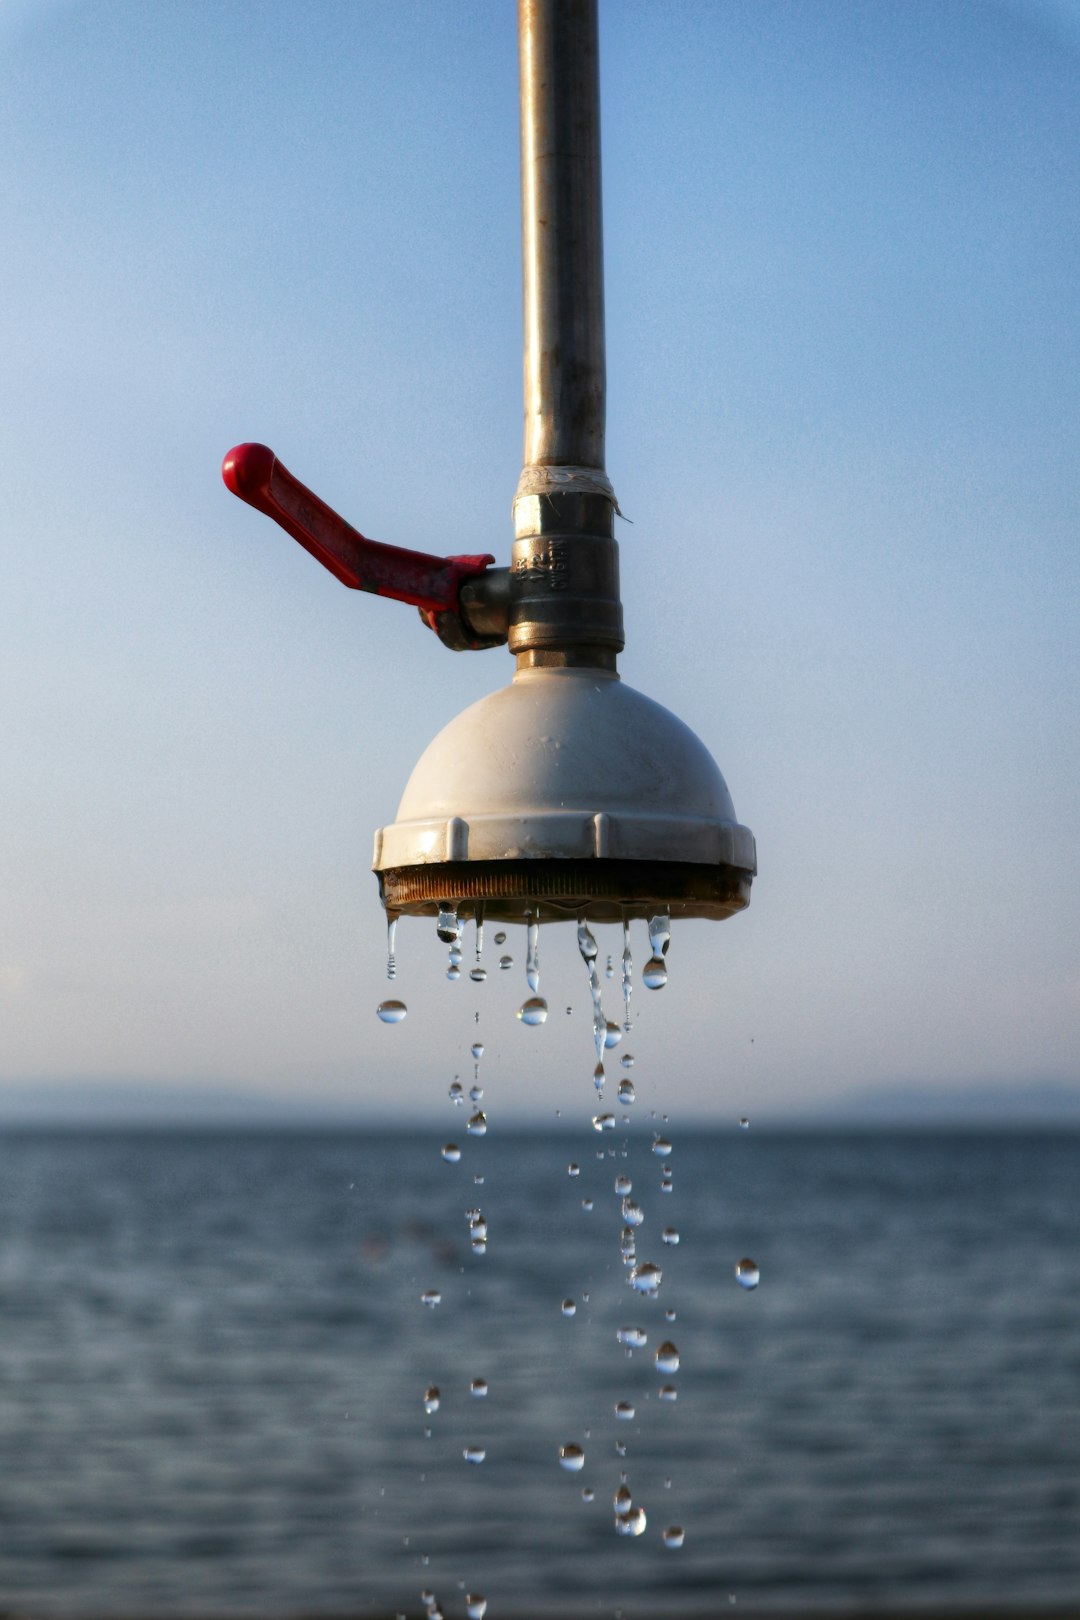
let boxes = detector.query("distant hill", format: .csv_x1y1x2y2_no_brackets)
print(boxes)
808,1078,1080,1127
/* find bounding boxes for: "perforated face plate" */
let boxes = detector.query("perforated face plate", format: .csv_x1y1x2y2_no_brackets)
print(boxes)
376,857,752,924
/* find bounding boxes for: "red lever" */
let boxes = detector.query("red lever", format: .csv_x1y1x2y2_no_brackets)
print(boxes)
222,443,495,621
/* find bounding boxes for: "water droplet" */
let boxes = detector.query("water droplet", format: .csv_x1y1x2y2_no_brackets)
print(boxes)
614,1174,632,1195
592,1113,615,1132
467,1214,487,1240
641,956,667,990
447,966,461,981
567,1162,580,1178
420,1289,442,1308
561,1298,577,1317
566,1005,572,1015
441,1143,461,1164
517,996,548,1026
593,1062,606,1092
620,1053,634,1069
621,1199,644,1227
614,1400,635,1421
581,1487,595,1502
463,1446,486,1465
616,1325,647,1348
526,907,540,993
470,1378,488,1398
499,954,513,970
739,1116,750,1129
662,1526,685,1548
581,1198,594,1211
605,954,615,979
661,1227,680,1245
652,1136,673,1157
736,1258,760,1290
423,1386,440,1414
449,945,463,967
629,1262,662,1295
603,1021,623,1050
470,1042,484,1060
617,1079,635,1106
449,1081,464,1105
436,905,461,945
613,1485,633,1516
615,1506,647,1537
558,1443,585,1472
386,915,398,981
664,1308,677,1322
469,967,487,984
376,1000,407,1024
658,1384,678,1402
469,1084,484,1102
647,911,671,957
466,1110,488,1138
466,1595,487,1620
494,931,506,946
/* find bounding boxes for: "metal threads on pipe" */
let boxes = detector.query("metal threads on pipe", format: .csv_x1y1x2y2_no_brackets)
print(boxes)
511,0,623,669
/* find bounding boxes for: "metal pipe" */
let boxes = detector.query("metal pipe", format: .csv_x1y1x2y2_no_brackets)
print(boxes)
511,0,623,669
518,0,606,473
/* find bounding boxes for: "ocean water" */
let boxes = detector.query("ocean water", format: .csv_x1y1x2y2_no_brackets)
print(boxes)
0,1126,1077,1618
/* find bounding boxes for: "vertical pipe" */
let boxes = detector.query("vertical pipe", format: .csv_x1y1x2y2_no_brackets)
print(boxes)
512,0,622,668
518,0,606,474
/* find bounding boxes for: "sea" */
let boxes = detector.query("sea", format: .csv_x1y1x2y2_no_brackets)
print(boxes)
0,1126,1078,1620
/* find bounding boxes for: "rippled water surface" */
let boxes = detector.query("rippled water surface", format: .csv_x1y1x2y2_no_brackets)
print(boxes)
0,1128,1077,1617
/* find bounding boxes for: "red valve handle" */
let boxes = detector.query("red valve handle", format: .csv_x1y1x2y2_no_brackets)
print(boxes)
222,443,495,620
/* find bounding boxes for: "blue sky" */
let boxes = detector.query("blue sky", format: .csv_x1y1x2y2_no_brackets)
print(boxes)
1,0,1077,1123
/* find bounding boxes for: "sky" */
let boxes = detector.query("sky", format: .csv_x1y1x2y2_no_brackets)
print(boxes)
0,0,1077,1125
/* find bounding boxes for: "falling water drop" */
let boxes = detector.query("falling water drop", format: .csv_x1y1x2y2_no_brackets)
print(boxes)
470,1042,484,1061
593,1062,606,1092
605,953,615,979
620,1052,634,1070
470,1378,488,1398
567,1162,580,1178
386,914,399,981
615,1506,647,1537
449,1081,464,1106
614,1174,632,1195
617,1079,635,1106
629,1262,662,1295
736,1259,760,1290
469,1084,483,1102
662,1526,685,1549
614,1400,635,1421
739,1116,750,1129
469,967,487,984
447,966,461,982
652,1136,673,1157
621,1198,644,1227
420,1289,442,1308
661,1227,680,1246
499,955,514,971
558,1443,586,1472
376,1000,407,1024
463,1447,486,1465
592,1113,615,1132
581,1487,595,1502
441,1144,461,1164
581,1198,594,1211
613,1485,633,1516
641,957,667,990
604,1020,623,1049
526,907,540,993
466,1596,487,1620
494,931,506,946
437,905,461,946
467,1111,487,1137
658,1385,678,1403
655,1341,680,1374
517,997,548,1026
449,945,463,967
616,1326,647,1348
423,1386,440,1414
